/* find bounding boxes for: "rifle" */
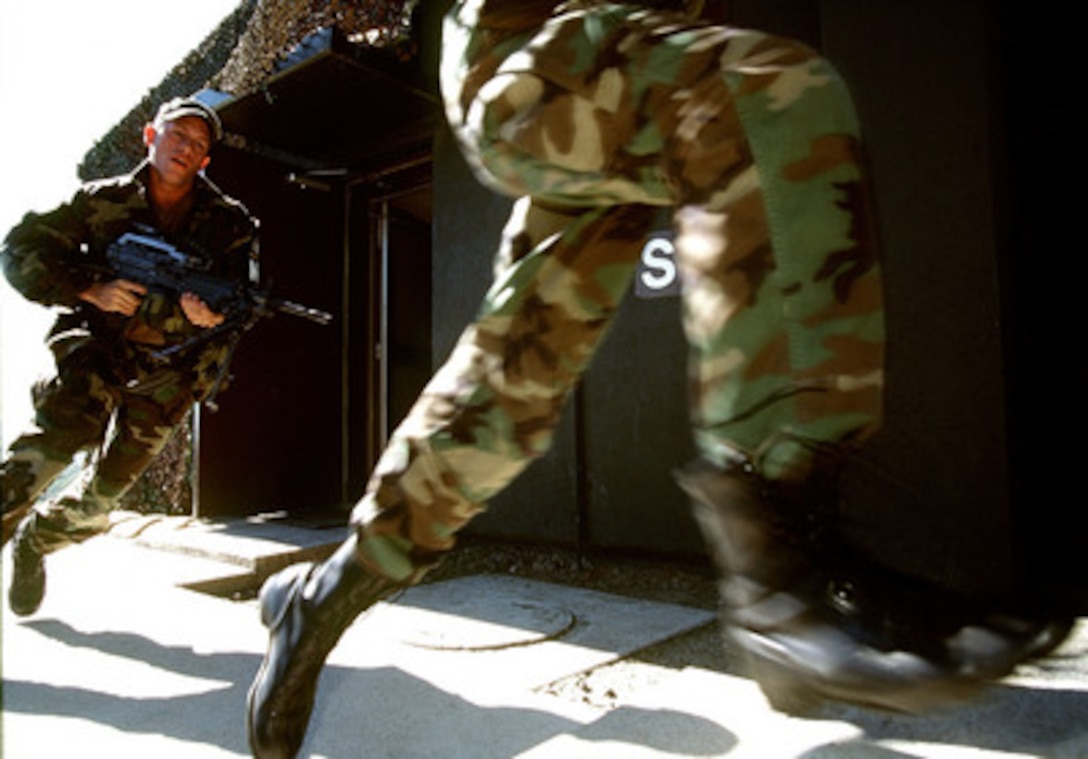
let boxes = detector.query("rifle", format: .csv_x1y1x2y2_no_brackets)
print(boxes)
102,231,332,409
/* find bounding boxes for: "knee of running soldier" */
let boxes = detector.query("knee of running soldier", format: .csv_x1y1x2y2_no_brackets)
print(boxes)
465,70,622,201
459,71,549,194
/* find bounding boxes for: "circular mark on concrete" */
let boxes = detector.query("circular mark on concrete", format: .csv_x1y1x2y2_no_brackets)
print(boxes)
395,597,577,651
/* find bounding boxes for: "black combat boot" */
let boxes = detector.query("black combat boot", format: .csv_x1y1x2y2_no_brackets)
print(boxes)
825,553,1077,683
8,514,46,617
247,535,402,759
677,458,982,714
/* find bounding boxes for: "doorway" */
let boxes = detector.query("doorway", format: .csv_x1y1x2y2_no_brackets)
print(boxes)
342,159,433,504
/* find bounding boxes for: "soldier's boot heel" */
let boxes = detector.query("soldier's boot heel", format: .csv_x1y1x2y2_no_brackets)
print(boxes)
247,535,400,759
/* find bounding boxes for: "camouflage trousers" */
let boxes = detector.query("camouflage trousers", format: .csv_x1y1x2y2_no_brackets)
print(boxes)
350,0,885,582
1,333,195,550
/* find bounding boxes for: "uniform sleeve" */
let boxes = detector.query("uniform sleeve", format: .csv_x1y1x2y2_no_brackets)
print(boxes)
0,190,98,307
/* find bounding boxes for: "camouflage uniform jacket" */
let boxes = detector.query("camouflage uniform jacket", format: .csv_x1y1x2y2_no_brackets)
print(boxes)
1,161,259,395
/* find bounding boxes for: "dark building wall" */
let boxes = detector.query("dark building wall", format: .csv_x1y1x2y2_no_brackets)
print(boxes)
815,2,1015,594
995,2,1085,608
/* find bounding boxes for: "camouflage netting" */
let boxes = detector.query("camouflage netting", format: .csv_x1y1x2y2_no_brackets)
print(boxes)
212,0,417,97
117,423,194,515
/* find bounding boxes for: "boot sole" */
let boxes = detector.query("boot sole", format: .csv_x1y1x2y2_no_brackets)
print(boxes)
734,628,983,715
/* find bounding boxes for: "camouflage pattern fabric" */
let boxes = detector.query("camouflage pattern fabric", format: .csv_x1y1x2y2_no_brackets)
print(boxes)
352,0,885,583
0,161,257,548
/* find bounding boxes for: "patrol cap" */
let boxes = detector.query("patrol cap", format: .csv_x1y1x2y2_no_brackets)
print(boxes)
154,96,223,144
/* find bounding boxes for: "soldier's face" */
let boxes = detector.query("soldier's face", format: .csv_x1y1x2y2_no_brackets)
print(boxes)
145,116,212,186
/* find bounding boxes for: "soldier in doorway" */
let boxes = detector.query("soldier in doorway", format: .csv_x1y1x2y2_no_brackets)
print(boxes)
247,2,1072,756
1,96,258,616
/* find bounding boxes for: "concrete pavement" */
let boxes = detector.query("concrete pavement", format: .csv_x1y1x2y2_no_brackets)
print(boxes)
3,512,1087,758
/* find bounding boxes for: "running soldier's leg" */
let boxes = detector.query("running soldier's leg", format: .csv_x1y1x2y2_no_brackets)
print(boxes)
656,20,1060,710
2,344,118,545
89,367,194,506
5,343,119,614
670,28,883,480
30,369,195,554
659,29,938,712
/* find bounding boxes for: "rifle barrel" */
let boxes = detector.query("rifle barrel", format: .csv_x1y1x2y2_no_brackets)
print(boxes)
269,297,333,325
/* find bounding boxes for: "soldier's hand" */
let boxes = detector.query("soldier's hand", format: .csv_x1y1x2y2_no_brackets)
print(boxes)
180,292,226,329
78,279,147,316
